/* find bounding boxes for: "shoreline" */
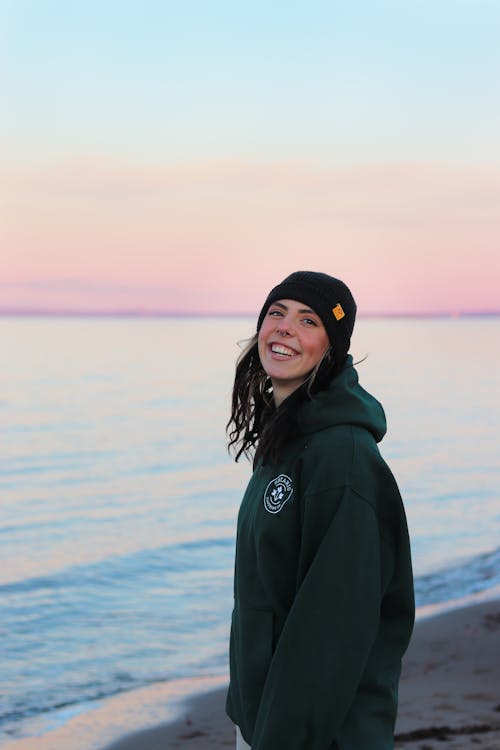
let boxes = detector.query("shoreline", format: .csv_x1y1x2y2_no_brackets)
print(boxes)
101,598,500,750
2,597,499,750
104,598,500,750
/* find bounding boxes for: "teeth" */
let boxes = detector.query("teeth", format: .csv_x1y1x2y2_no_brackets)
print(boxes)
271,344,295,356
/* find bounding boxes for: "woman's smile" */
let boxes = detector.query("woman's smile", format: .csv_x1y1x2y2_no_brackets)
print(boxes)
269,342,299,358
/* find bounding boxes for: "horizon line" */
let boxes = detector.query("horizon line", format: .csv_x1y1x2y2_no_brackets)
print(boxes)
1,308,499,320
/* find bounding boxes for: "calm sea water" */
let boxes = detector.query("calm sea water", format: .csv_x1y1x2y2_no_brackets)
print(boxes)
1,316,499,743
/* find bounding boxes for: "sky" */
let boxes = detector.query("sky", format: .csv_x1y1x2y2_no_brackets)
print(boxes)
1,0,499,315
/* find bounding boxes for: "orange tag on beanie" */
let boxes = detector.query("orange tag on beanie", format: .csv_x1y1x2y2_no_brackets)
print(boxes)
332,303,345,321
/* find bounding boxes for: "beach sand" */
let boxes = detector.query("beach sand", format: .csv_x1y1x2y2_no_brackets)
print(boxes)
101,599,500,750
3,599,499,750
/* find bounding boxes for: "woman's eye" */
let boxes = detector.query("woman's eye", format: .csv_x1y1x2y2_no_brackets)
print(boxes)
268,309,283,317
302,318,317,326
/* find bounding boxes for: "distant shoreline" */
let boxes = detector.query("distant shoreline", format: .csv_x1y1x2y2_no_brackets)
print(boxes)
1,309,499,319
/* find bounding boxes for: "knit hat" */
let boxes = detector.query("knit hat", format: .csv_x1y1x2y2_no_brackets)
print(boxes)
257,271,357,363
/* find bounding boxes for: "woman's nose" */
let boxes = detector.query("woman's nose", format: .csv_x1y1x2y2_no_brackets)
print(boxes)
276,318,292,336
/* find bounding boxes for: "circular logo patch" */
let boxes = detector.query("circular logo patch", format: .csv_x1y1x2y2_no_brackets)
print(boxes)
263,474,293,514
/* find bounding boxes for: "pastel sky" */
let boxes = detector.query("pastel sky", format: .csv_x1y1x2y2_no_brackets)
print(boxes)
1,0,499,315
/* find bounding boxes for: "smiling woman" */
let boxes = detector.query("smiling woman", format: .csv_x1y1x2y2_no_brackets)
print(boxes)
257,299,330,406
225,271,415,750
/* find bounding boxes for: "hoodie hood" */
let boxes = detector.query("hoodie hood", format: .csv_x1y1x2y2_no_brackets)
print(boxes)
297,356,387,443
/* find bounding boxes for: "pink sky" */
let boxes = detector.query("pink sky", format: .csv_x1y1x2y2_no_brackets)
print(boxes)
3,4,499,316
2,159,499,315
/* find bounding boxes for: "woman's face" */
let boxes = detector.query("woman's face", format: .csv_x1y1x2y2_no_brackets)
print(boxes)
258,298,330,405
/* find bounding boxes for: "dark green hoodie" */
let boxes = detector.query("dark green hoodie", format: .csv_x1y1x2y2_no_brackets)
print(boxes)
226,358,414,749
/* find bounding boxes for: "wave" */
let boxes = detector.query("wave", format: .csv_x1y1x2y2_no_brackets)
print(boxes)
414,545,500,606
3,538,498,603
0,535,234,593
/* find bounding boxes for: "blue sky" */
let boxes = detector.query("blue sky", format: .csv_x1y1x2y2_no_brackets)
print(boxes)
2,0,500,166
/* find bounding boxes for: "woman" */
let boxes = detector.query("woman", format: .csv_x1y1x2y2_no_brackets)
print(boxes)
225,271,414,750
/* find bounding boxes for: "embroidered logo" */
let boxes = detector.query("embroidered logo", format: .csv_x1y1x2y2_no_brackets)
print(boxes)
263,474,293,514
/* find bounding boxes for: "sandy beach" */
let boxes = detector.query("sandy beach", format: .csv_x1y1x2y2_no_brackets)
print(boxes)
3,599,498,750
102,599,500,750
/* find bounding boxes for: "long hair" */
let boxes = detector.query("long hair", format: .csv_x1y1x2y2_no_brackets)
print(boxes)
227,335,342,465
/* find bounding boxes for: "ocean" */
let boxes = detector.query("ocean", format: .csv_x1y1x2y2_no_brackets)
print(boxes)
1,316,499,746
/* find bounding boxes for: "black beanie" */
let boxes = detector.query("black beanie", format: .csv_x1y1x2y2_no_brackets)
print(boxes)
257,271,357,363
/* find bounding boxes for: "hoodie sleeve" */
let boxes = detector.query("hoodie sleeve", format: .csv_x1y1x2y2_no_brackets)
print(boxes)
250,486,384,750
